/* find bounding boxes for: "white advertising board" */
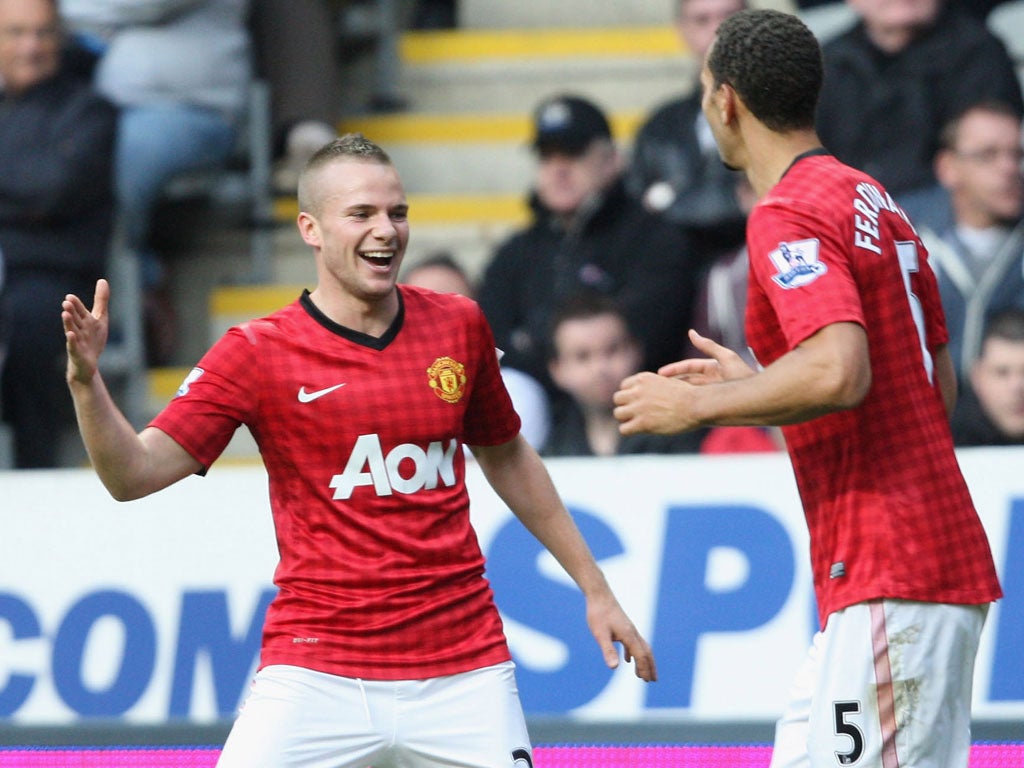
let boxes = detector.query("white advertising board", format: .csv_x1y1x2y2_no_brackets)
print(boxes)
0,448,1020,723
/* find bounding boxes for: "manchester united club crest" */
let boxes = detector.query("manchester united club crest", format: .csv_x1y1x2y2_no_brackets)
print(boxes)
427,356,467,403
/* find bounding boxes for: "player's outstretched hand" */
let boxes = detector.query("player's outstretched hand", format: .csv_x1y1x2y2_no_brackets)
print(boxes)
614,330,755,435
63,278,111,385
586,592,657,682
657,329,754,384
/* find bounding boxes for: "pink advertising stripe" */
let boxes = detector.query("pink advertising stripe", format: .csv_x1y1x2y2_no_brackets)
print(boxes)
870,599,901,768
0,745,1020,766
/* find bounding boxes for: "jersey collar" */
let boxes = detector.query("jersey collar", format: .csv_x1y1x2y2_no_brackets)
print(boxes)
300,289,405,351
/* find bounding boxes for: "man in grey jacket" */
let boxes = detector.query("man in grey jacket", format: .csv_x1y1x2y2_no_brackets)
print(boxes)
917,100,1024,381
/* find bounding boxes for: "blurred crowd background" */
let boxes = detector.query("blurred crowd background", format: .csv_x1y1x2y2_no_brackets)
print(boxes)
0,0,1022,469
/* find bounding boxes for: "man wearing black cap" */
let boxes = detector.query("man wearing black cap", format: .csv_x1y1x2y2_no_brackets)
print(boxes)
478,93,699,394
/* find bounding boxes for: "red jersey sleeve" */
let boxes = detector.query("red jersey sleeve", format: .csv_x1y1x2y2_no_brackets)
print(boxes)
150,324,263,469
746,198,865,357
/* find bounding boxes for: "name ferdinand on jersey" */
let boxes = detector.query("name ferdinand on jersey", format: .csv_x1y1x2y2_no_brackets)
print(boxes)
852,180,913,255
329,434,458,499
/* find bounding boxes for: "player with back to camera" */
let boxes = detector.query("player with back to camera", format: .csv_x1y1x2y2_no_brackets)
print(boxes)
613,10,1001,768
62,133,655,768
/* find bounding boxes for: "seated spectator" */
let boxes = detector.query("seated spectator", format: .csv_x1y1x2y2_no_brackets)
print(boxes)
60,0,253,363
478,93,699,391
951,308,1024,446
401,252,551,450
543,293,705,457
916,100,1024,380
625,0,747,267
0,0,117,467
815,0,1023,223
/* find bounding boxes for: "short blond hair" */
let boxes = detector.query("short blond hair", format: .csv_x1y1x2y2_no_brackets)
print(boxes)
296,133,393,216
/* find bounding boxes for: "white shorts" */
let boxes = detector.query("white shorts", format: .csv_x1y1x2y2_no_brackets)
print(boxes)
770,599,988,768
216,662,532,768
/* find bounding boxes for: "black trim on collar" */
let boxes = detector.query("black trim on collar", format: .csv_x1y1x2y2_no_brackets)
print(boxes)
299,288,404,351
782,147,831,179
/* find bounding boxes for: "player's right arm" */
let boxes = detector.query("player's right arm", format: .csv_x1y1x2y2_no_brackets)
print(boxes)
63,279,202,501
614,321,871,435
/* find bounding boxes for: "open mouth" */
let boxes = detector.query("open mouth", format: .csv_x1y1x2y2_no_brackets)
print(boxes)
361,250,395,268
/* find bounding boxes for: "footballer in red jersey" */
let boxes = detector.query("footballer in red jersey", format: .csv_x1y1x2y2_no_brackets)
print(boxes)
64,133,655,768
615,10,1000,768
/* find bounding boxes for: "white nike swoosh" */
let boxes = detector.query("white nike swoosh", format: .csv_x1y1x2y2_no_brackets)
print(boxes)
297,383,346,403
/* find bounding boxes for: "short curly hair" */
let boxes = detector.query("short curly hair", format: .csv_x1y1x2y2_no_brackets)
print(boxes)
706,9,822,132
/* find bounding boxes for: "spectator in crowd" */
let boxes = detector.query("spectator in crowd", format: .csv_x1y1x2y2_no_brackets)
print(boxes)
62,133,655,766
543,292,705,457
917,100,1024,380
0,0,117,468
951,308,1024,446
60,0,253,363
400,251,476,296
249,0,338,193
815,0,1023,222
625,0,747,267
402,251,551,450
478,93,698,391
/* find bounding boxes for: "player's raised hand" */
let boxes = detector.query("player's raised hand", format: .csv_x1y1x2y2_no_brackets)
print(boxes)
63,278,111,385
657,329,755,384
585,592,657,682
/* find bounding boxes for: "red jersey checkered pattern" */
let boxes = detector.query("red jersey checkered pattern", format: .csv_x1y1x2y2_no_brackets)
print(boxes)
744,153,1002,627
152,286,521,679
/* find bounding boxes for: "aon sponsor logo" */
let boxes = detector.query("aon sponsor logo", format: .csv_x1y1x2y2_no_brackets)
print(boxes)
330,434,458,499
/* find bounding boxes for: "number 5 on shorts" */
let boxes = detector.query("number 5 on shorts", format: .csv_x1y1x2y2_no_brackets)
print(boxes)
833,701,865,765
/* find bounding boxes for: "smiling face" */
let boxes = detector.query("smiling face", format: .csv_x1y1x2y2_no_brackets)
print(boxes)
297,158,410,313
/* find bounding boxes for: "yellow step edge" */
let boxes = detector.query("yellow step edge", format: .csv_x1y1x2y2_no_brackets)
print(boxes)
148,366,193,401
210,285,308,317
400,27,686,63
274,193,528,225
338,111,643,144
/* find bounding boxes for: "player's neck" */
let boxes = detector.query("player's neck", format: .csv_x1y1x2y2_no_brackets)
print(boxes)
308,285,399,338
745,127,823,199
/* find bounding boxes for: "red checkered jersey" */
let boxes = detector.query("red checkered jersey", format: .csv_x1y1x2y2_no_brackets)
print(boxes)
151,286,522,679
744,153,1002,627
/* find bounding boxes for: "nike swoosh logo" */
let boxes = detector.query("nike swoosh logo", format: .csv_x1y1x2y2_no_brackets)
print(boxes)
297,383,346,403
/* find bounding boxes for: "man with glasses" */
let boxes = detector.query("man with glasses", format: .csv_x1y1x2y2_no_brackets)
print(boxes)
919,100,1024,381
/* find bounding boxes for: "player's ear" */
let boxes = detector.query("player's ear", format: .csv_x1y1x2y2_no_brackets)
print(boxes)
297,211,322,248
718,82,739,126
